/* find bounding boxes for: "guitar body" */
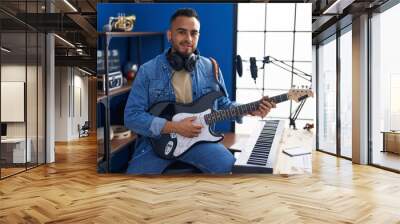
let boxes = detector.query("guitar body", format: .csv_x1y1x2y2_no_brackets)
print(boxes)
148,91,225,159
147,88,314,159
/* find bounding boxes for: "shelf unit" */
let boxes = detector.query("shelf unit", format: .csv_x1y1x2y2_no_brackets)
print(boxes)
97,31,164,172
97,134,137,162
97,85,132,103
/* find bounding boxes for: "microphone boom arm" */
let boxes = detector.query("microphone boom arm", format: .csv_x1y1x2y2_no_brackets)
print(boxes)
238,55,313,129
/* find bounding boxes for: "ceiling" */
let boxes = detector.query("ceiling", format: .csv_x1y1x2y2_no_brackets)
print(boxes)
0,0,96,71
0,0,392,70
311,0,388,43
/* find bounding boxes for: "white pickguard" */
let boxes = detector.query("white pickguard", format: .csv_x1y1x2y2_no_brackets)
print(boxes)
171,109,222,157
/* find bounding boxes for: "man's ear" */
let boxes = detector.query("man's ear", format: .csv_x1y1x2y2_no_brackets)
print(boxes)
167,30,171,42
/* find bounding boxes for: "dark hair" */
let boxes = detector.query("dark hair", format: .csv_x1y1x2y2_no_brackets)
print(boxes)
170,8,200,25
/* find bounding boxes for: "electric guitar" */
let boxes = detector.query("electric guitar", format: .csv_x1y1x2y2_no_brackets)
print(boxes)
148,88,313,159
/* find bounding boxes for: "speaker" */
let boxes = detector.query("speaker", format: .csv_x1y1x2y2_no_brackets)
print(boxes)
236,55,243,77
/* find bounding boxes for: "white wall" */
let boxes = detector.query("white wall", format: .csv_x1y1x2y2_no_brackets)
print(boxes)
54,67,89,141
1,65,26,139
55,66,69,141
71,71,89,138
1,64,46,164
1,65,38,137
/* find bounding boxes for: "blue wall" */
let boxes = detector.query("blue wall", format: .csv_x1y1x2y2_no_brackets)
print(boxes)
98,3,236,132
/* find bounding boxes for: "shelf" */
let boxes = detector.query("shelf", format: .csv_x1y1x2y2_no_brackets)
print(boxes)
98,31,164,38
98,133,137,162
97,85,132,103
97,31,165,172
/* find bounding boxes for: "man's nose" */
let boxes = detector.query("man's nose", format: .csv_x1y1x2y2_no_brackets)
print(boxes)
184,32,192,42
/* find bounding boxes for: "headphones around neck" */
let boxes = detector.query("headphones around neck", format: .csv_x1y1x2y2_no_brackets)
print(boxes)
166,48,199,72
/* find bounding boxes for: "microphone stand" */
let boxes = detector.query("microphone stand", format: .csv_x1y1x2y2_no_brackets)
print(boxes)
261,56,312,82
242,55,312,129
262,56,312,129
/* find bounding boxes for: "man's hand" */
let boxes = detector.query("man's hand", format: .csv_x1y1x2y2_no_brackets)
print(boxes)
162,116,203,138
175,116,203,138
249,96,276,118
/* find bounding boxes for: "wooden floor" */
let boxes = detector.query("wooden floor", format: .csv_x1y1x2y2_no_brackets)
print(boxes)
1,167,26,178
1,135,400,223
373,151,400,171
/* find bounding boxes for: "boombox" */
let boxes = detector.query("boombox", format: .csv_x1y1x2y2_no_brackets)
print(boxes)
97,70,123,92
97,49,121,74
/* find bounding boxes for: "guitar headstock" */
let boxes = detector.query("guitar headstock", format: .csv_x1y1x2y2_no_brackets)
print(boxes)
288,87,314,102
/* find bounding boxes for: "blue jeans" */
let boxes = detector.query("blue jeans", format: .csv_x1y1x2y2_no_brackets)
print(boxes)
126,143,236,174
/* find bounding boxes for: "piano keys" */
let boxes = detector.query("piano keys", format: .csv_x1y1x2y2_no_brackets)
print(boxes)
232,120,285,174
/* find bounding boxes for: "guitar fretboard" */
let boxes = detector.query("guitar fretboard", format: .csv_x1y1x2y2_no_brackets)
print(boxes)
204,93,289,125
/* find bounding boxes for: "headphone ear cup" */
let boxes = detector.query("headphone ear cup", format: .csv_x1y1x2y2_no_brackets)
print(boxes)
184,53,198,72
168,52,184,71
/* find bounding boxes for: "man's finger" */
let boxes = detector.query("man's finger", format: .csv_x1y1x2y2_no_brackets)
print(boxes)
261,101,271,108
193,123,203,129
259,104,268,110
193,126,202,132
262,100,273,108
193,130,200,136
262,96,270,101
193,130,201,135
259,105,270,114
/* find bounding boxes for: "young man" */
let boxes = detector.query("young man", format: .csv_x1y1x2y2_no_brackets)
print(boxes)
124,8,274,174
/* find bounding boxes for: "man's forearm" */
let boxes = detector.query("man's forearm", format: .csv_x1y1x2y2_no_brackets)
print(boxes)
161,121,178,134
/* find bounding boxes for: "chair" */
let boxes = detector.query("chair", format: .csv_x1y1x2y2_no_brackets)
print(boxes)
78,121,90,138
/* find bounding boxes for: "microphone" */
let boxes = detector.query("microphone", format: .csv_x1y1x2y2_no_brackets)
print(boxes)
250,57,257,82
236,55,243,77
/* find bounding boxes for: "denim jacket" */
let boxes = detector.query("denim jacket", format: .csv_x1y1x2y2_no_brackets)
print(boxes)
124,49,241,160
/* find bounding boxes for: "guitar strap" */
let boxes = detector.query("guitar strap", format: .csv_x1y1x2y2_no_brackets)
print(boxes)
209,57,227,97
209,57,219,82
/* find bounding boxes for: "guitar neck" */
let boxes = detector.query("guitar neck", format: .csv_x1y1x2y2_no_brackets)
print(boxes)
204,93,289,125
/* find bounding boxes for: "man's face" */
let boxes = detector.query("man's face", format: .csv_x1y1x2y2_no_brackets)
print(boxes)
167,16,200,56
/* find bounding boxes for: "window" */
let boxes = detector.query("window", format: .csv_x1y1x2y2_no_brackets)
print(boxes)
235,3,313,134
317,36,337,155
371,3,400,171
0,1,47,179
339,28,352,158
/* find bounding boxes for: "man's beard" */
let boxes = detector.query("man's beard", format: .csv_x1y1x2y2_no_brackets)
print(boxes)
172,41,195,57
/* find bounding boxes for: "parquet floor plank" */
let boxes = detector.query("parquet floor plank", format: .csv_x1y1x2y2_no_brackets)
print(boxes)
0,135,399,223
